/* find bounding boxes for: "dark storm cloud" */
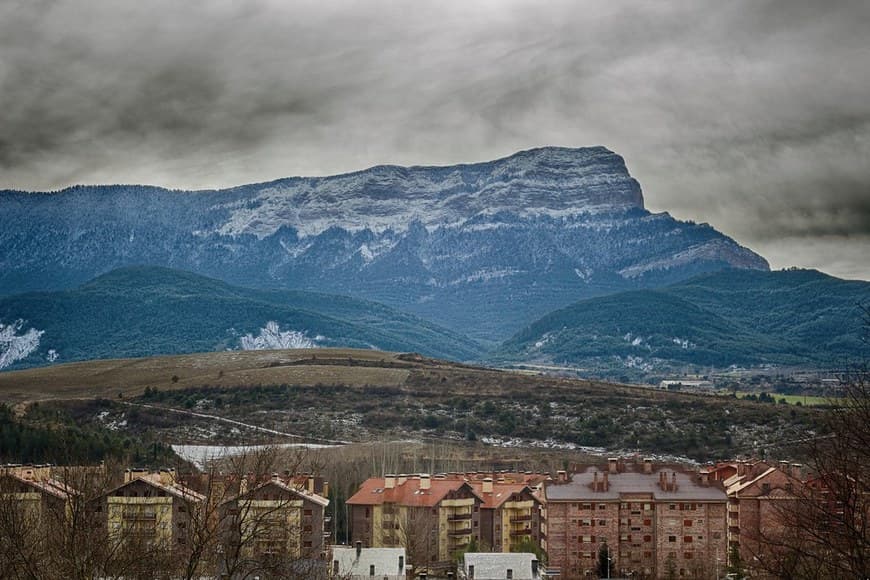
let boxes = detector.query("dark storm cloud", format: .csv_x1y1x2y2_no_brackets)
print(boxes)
1,0,868,277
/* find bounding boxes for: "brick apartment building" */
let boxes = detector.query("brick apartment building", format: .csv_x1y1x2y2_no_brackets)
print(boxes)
543,458,727,579
723,460,805,577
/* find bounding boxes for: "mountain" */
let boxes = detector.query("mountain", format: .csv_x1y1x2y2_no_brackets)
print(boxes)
494,269,870,376
0,266,483,371
0,146,768,340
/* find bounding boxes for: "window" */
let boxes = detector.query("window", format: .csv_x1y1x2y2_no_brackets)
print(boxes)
304,509,312,516
669,536,677,543
644,519,652,526
762,483,771,493
713,532,722,540
507,570,513,579
621,503,628,509
598,504,606,510
365,507,370,518
178,505,186,513
333,561,339,574
598,520,606,526
468,565,474,578
643,535,652,542
369,564,375,576
644,503,652,511
683,536,693,543
581,519,591,527
684,552,693,559
684,520,693,527
669,504,676,510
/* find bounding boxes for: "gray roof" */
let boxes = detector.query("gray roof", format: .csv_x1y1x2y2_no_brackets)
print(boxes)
546,468,726,502
332,546,406,578
463,553,540,580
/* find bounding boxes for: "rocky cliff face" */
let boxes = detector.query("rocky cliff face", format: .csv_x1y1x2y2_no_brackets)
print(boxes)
0,147,767,340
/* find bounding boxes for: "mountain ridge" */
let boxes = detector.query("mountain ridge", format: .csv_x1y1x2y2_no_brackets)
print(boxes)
0,146,767,339
494,268,870,377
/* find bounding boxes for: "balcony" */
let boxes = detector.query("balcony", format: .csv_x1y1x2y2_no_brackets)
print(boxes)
447,513,472,521
122,511,157,520
510,514,532,523
510,528,532,537
448,527,473,536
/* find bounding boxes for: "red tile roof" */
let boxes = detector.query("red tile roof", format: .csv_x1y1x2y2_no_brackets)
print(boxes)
347,476,482,507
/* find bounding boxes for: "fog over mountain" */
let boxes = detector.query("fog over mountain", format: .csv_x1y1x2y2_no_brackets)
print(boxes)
1,1,868,279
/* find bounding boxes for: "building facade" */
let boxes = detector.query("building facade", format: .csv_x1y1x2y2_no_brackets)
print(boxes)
219,474,330,562
347,474,484,564
543,459,727,579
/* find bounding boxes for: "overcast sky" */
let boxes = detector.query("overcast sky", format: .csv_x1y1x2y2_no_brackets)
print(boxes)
1,0,868,279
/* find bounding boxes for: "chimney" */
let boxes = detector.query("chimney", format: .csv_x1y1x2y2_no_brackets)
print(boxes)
737,461,747,477
483,477,493,494
699,470,709,486
593,471,599,491
323,480,329,497
240,477,248,496
603,471,609,491
308,476,316,493
159,468,176,486
398,474,408,486
643,458,653,474
608,458,618,474
355,541,362,558
791,464,802,480
420,474,431,491
778,460,790,474
271,472,279,482
557,470,567,483
124,469,132,484
385,474,396,489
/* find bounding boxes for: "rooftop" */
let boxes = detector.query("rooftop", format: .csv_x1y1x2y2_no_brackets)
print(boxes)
546,466,726,502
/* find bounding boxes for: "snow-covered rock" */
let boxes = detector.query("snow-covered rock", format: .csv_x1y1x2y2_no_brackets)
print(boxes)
0,320,43,370
239,322,319,350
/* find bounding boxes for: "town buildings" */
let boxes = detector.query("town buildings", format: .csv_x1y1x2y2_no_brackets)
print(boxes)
542,458,728,579
91,468,205,550
723,460,805,577
347,473,485,565
218,472,330,562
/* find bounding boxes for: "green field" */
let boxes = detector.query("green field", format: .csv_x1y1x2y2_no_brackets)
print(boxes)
733,391,837,406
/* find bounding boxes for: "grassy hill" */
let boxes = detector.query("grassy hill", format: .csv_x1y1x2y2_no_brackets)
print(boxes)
0,266,482,369
494,268,869,374
0,348,823,462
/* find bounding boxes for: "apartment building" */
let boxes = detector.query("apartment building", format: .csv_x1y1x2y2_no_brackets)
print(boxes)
91,468,205,549
468,477,543,553
0,464,76,521
347,473,484,564
723,460,804,576
219,472,330,561
543,458,727,579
